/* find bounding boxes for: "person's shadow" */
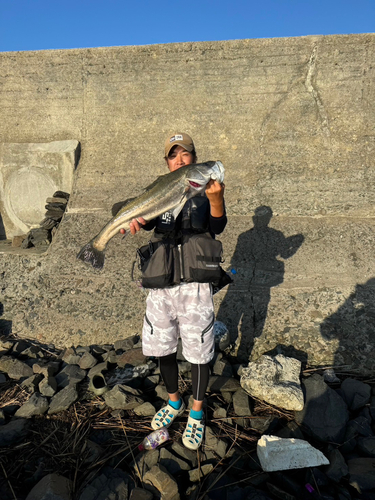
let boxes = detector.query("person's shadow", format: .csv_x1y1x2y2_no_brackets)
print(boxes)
320,277,375,373
217,206,304,362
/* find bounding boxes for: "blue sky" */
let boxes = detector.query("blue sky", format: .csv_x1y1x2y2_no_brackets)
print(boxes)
1,0,374,52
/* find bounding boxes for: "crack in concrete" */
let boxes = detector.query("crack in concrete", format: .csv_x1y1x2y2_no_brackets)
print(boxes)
304,45,330,138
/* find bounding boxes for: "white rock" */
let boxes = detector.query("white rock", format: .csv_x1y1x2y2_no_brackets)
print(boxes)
257,435,330,472
240,354,304,410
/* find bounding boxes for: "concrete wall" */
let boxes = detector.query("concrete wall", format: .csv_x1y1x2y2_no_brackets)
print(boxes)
1,34,374,373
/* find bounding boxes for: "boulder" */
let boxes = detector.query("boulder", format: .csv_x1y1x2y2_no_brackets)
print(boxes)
25,473,72,500
257,435,329,472
240,354,304,411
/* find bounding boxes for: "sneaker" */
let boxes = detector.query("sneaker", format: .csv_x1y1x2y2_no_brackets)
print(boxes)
182,414,205,450
151,400,186,430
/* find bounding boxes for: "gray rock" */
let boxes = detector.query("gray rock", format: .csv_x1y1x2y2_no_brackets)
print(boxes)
0,373,7,384
233,388,252,416
15,393,49,417
205,426,227,458
0,339,13,354
348,457,375,492
178,361,191,375
189,463,214,482
88,361,109,378
142,375,160,391
0,418,30,446
171,442,198,467
358,436,375,457
129,488,153,500
79,351,98,369
39,376,58,397
159,447,191,474
275,421,305,440
208,375,241,393
21,373,43,393
102,350,117,363
240,354,304,411
143,464,180,500
33,361,60,377
295,374,349,443
55,364,86,388
48,385,79,414
132,449,160,478
62,347,81,365
25,473,72,500
82,440,104,465
340,378,371,411
212,353,233,377
324,449,349,483
155,384,169,401
78,466,134,500
249,416,277,434
104,384,143,410
114,337,137,351
133,402,156,417
0,355,33,379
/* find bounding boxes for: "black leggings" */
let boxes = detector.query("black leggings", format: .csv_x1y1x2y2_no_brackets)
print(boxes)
159,352,210,401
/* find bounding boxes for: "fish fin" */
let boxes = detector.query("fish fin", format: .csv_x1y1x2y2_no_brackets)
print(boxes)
77,240,105,269
170,198,188,219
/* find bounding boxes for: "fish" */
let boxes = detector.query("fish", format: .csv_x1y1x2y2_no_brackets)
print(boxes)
77,160,225,269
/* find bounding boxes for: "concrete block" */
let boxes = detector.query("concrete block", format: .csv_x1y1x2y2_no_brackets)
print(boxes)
257,435,329,472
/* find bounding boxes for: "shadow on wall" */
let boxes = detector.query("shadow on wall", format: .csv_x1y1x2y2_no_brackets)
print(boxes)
320,277,375,374
0,214,6,240
217,206,304,363
0,303,12,336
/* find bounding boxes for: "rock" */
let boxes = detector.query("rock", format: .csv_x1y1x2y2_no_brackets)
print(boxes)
155,384,169,401
240,354,304,411
358,436,375,458
294,374,349,443
21,373,43,393
347,457,375,492
25,473,72,500
249,416,278,434
232,388,252,416
275,421,305,440
102,350,117,363
159,447,191,474
340,378,371,411
39,376,58,397
116,348,147,367
212,353,233,377
62,347,81,365
82,440,104,465
213,321,231,351
114,337,137,351
104,384,143,410
171,442,198,467
78,466,134,500
257,435,329,472
323,368,340,384
79,352,98,369
324,449,349,483
48,385,79,414
142,375,160,391
0,355,33,379
33,361,60,377
55,364,86,388
0,418,30,446
208,375,241,393
15,393,49,417
143,464,180,500
205,426,227,458
0,373,7,384
129,488,153,500
133,402,156,417
132,449,160,478
189,463,214,482
88,361,109,378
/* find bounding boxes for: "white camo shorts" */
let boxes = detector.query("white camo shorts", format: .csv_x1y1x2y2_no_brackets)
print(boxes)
142,282,215,364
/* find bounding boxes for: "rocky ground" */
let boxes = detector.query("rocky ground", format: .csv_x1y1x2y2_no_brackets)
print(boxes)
1,327,375,500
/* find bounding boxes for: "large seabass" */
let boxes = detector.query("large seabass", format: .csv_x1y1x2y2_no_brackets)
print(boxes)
77,161,225,269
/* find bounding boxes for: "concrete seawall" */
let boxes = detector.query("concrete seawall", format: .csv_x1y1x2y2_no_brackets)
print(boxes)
1,34,374,372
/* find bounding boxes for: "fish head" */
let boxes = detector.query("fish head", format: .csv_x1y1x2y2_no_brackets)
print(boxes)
184,161,225,193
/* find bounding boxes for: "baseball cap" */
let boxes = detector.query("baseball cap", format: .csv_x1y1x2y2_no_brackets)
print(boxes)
164,132,195,157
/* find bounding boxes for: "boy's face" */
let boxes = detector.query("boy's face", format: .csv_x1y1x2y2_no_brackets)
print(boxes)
166,145,195,172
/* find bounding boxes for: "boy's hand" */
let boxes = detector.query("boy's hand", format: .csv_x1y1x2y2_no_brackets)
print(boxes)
119,217,146,236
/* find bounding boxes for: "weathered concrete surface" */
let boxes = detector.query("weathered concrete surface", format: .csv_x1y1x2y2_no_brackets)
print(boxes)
0,140,79,238
0,34,374,372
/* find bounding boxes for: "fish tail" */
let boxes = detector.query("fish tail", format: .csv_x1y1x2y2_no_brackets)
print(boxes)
77,239,105,269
